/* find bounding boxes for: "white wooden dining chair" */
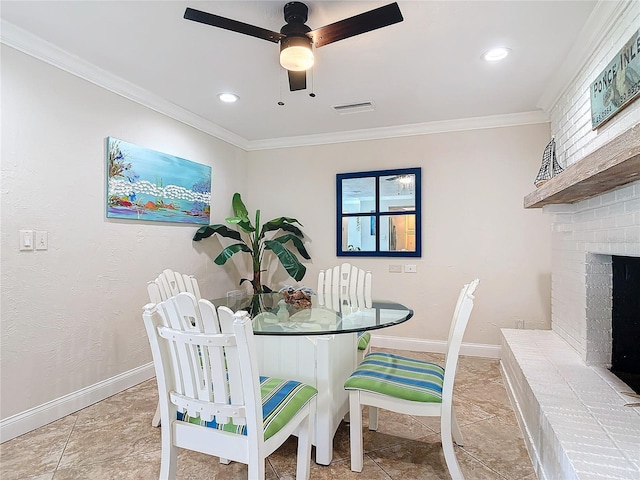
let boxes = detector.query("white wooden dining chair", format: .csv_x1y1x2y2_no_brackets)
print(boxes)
143,292,317,480
147,268,201,304
147,268,202,427
344,279,480,480
318,263,373,362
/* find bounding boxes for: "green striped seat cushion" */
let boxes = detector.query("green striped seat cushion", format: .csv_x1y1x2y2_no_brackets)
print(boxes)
344,352,444,403
177,376,317,440
357,331,371,350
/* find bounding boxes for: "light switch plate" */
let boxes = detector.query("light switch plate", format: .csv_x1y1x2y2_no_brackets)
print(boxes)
404,264,417,273
35,231,48,250
19,230,34,251
389,264,402,273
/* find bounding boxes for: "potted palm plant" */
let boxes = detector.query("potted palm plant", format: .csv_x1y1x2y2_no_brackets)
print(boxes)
193,193,310,294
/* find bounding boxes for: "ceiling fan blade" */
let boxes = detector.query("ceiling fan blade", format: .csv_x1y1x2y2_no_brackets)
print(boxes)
184,7,284,43
288,70,307,91
310,2,403,48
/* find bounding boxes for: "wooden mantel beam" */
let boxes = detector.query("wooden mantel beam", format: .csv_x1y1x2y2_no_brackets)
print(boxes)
524,124,640,208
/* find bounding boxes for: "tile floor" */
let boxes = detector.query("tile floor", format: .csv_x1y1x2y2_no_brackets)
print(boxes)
0,349,535,479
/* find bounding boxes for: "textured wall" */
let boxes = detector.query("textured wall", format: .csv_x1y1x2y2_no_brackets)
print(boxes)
0,45,248,420
246,124,553,347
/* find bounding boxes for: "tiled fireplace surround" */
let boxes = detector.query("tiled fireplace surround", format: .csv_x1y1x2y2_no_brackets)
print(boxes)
501,175,640,479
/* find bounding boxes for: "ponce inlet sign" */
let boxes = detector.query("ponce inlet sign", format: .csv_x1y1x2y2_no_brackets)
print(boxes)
590,28,640,129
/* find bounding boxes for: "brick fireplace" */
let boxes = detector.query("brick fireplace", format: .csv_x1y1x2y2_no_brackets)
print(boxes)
501,125,640,480
547,185,640,367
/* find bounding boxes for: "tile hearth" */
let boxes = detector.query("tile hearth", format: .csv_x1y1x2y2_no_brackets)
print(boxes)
501,329,640,480
0,349,535,479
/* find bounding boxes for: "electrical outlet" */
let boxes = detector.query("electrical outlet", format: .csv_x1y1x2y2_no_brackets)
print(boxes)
389,264,402,273
515,319,525,329
404,264,417,273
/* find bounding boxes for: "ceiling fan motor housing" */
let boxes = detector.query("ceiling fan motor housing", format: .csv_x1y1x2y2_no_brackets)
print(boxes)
283,2,309,24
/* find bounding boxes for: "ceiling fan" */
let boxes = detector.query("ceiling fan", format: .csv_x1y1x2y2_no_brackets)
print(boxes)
183,2,403,92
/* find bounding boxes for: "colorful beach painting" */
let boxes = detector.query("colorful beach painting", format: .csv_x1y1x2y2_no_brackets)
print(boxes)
106,137,211,224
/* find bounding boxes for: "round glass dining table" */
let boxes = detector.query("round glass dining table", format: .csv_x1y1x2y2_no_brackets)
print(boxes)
211,291,414,335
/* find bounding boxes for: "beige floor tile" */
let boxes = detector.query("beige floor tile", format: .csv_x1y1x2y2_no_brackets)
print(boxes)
1,475,54,480
52,451,161,480
0,348,535,480
57,415,161,468
414,396,496,434
309,457,392,479
455,379,515,418
368,436,502,480
264,434,312,478
458,413,535,480
343,410,439,457
73,379,158,431
53,449,278,480
0,415,77,480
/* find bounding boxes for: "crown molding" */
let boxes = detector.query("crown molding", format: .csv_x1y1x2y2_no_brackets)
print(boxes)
244,110,550,151
0,20,249,150
537,0,632,113
2,19,548,153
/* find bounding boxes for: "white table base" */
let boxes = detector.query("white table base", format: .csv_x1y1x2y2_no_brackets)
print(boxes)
254,332,357,465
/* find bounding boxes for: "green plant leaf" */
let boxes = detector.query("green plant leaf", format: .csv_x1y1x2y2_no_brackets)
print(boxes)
226,216,255,233
264,240,307,281
214,243,252,265
232,193,249,221
270,234,311,259
261,218,304,239
193,224,242,242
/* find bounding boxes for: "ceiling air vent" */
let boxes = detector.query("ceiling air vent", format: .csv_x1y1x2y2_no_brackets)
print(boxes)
332,101,375,115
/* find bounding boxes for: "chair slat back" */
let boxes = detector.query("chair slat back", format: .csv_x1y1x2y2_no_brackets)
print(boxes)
318,263,372,311
217,306,246,408
147,269,201,304
197,298,229,406
442,279,479,400
143,296,261,437
157,295,204,402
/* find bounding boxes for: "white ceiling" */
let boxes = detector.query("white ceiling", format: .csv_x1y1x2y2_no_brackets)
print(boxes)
1,1,601,149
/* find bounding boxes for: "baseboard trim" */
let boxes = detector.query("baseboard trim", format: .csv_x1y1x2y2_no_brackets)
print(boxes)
0,363,155,443
370,334,501,358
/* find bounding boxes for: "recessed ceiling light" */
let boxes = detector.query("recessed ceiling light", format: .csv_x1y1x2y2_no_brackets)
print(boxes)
482,47,510,62
218,93,239,103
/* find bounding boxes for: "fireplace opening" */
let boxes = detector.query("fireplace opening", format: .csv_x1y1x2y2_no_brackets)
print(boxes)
611,255,640,394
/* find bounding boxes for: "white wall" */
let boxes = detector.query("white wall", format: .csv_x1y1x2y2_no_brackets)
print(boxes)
246,124,553,348
0,45,248,424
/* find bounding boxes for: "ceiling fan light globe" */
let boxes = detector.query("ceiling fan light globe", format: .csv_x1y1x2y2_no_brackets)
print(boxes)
279,35,314,71
280,46,314,71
